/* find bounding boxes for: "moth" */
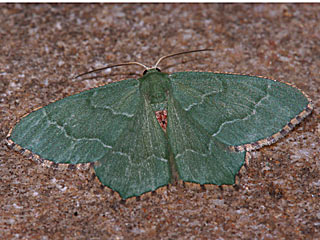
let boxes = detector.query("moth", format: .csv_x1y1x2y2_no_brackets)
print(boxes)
7,50,313,199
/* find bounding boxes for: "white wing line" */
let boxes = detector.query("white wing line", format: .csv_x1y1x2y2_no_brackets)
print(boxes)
42,108,112,150
211,84,271,137
184,90,220,112
89,88,134,118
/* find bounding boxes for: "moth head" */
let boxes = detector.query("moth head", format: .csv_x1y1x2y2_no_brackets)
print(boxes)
143,68,161,76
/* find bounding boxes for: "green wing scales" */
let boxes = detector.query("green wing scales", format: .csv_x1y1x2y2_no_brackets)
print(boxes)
167,72,310,185
167,94,245,185
169,72,309,147
10,78,170,199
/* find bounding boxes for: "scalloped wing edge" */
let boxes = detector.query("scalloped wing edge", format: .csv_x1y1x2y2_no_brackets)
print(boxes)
4,134,249,202
4,136,172,202
231,99,313,152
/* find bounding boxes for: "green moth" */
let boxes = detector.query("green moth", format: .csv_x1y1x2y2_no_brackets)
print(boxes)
7,50,313,200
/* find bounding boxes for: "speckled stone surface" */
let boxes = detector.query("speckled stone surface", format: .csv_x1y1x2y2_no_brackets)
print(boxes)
1,3,319,239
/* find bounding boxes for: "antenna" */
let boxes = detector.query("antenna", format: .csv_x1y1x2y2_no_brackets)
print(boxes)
74,49,215,79
74,62,149,79
153,48,215,69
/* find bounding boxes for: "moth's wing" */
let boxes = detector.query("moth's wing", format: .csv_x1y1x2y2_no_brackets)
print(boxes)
10,79,170,199
167,94,245,185
93,95,170,199
167,72,311,185
169,72,311,149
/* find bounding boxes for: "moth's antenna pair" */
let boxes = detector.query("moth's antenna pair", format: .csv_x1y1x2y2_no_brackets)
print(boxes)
74,48,214,79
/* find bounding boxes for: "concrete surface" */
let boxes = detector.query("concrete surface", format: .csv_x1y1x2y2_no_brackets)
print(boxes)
1,3,319,239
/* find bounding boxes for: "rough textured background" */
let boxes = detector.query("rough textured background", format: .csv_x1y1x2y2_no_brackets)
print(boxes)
0,3,319,239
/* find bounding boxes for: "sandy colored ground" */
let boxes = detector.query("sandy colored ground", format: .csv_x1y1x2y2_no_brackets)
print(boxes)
1,3,319,239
